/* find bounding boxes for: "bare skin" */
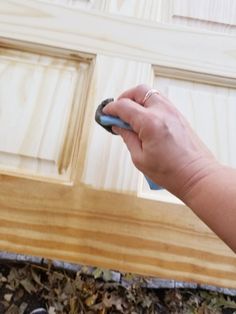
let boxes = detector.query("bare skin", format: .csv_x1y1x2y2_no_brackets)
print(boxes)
103,84,236,253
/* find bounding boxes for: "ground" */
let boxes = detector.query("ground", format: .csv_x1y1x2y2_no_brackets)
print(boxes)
0,261,236,314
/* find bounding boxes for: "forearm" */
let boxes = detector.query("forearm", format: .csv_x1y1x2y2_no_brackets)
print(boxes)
183,165,236,253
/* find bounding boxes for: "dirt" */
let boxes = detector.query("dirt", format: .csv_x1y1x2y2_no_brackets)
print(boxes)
0,261,236,314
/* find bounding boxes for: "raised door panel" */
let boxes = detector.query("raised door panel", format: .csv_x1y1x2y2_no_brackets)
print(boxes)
82,55,152,192
138,0,236,202
161,0,236,33
140,66,236,203
0,45,92,182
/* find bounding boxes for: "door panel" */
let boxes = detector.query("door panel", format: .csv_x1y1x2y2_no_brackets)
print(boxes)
82,55,152,192
156,77,236,167
162,0,236,34
140,67,236,203
0,45,92,182
0,0,236,289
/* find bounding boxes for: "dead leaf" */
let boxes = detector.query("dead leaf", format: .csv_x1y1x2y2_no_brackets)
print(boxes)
92,268,103,279
85,293,98,307
20,278,36,294
13,288,24,302
5,304,19,314
18,302,28,314
48,306,56,314
0,261,235,314
7,268,20,291
64,279,74,295
102,292,123,311
4,294,13,302
0,273,7,283
69,296,79,314
31,268,43,286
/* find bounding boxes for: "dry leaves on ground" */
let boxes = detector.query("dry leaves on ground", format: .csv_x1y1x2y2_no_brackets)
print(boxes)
0,262,235,314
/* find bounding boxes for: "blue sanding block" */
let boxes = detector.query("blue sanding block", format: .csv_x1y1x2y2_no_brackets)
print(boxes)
95,98,162,190
95,98,132,134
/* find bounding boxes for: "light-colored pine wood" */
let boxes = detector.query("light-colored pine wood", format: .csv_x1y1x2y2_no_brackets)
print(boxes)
39,0,163,21
156,77,236,168
138,0,236,202
140,71,236,203
39,0,236,32
0,45,92,182
82,55,153,192
0,1,236,78
38,0,96,10
0,0,236,289
96,0,162,21
162,0,236,34
0,179,235,288
6,0,236,34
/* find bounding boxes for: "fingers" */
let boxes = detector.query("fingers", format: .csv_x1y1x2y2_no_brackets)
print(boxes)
117,84,163,108
103,98,146,133
117,84,150,104
102,84,172,136
112,127,143,167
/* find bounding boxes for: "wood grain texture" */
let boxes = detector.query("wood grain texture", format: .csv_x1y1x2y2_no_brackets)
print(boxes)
156,77,236,168
82,55,153,192
39,0,236,32
164,0,236,34
0,1,236,78
0,46,92,182
0,176,235,288
96,0,162,21
0,0,235,289
39,0,163,21
39,0,95,10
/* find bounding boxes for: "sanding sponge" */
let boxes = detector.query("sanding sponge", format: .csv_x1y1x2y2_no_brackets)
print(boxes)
95,98,132,134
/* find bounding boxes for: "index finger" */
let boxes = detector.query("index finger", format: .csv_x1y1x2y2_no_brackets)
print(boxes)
117,84,150,104
102,98,146,133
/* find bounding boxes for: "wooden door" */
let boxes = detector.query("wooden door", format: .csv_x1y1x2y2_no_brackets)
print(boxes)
0,0,236,289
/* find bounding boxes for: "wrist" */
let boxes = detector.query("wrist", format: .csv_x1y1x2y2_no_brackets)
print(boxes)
177,157,223,204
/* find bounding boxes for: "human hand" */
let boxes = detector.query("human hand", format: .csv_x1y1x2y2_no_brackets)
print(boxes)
103,84,221,200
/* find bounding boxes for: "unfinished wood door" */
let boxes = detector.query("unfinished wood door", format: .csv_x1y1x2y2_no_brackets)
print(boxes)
0,0,236,289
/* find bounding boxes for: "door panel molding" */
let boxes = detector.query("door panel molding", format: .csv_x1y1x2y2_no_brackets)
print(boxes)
0,41,94,183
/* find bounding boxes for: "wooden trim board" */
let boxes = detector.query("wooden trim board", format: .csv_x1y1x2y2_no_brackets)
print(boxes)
0,0,236,78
